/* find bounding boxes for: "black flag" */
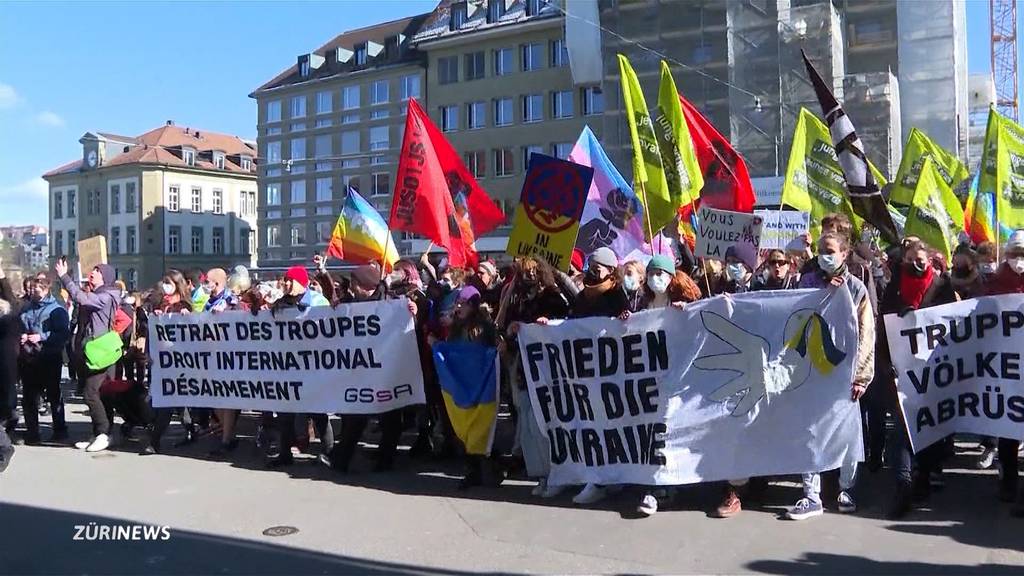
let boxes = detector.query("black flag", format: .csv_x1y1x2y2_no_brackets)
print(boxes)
801,50,900,245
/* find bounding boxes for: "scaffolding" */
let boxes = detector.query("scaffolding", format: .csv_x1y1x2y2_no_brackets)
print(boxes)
842,72,902,178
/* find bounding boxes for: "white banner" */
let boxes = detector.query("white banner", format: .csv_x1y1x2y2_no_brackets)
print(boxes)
884,295,1024,452
519,289,863,486
754,210,810,250
149,299,425,414
695,207,763,269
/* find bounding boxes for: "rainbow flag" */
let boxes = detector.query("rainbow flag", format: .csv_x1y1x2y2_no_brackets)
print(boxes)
328,187,399,271
433,342,499,456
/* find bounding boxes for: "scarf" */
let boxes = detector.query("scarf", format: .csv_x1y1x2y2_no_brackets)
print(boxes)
899,265,934,310
581,276,615,300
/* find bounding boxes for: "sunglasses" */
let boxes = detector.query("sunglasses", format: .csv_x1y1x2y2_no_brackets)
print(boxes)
768,260,788,266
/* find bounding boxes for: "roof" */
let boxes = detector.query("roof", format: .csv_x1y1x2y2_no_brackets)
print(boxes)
412,0,561,45
43,124,257,178
252,14,430,95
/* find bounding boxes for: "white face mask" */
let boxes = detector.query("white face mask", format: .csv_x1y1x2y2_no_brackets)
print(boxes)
648,273,670,294
727,263,747,282
124,296,136,306
623,275,640,292
981,262,998,274
160,282,175,296
1011,258,1024,275
818,254,841,275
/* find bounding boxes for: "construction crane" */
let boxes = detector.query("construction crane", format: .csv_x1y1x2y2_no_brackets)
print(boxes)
992,0,1019,121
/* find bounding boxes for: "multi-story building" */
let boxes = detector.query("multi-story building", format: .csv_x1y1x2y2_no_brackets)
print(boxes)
250,16,429,269
968,73,996,171
0,225,48,273
42,123,258,289
411,0,604,257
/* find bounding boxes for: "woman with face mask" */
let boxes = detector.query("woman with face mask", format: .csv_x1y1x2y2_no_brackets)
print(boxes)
620,260,646,314
949,245,985,300
569,247,628,320
722,246,753,294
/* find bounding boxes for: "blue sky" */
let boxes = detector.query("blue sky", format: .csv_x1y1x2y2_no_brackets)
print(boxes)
0,0,1011,226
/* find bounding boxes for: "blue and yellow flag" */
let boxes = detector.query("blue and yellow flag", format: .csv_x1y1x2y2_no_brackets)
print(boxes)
433,342,499,456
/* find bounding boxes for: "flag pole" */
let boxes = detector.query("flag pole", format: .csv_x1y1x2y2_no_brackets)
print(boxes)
638,179,656,256
379,225,393,282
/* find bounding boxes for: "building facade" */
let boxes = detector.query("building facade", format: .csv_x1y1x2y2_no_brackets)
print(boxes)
411,0,604,256
43,124,258,289
0,225,48,273
250,16,429,269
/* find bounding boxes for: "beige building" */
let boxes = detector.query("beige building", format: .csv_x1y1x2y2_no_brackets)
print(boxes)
43,124,258,289
250,16,429,268
411,0,604,257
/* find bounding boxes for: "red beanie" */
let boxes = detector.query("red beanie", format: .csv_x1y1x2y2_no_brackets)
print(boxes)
284,266,309,289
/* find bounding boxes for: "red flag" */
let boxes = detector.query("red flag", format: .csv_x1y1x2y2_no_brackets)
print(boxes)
679,95,756,214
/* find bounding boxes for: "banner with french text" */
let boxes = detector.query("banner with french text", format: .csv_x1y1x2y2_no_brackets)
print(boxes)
884,295,1024,452
149,300,425,414
518,288,863,487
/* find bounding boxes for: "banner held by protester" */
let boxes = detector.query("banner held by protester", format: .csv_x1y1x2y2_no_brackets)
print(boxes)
755,210,810,251
695,206,762,269
150,300,425,414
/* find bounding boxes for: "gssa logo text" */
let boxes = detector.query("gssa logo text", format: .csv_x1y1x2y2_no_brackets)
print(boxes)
344,384,415,403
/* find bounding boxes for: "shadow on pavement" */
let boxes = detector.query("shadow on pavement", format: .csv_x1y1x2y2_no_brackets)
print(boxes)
746,552,1022,575
0,501,508,575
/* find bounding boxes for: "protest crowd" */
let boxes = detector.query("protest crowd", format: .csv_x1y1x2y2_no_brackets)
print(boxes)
2,52,1024,530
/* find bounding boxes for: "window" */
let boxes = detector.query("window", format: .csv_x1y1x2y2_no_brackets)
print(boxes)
400,74,420,100
552,142,573,159
523,145,543,170
371,80,389,105
68,230,76,257
355,44,367,66
450,2,468,29
293,125,308,136
168,185,180,212
494,48,513,76
316,178,333,202
312,135,331,161
465,151,486,178
494,98,513,126
266,100,281,123
371,109,390,120
266,183,281,206
168,227,180,254
267,141,281,164
493,148,514,177
316,221,333,243
343,174,361,192
438,56,459,85
342,86,360,110
370,126,389,151
441,105,459,132
523,94,543,123
290,224,306,246
266,209,282,219
487,0,504,22
526,0,542,16
191,187,202,213
290,138,306,160
522,43,542,71
191,227,203,254
371,155,386,165
300,59,310,77
183,149,195,166
291,180,307,204
316,205,334,215
212,189,223,214
127,226,136,254
212,228,224,255
583,86,604,116
239,191,249,215
266,126,282,136
468,101,486,129
372,173,390,197
267,225,281,247
290,95,306,118
111,184,120,213
465,51,485,81
213,152,225,169
240,229,252,254
53,191,63,219
316,161,332,172
55,231,63,256
341,130,360,154
248,191,257,214
551,39,569,67
552,90,574,118
342,158,360,169
67,190,75,217
110,227,121,255
315,118,332,128
316,91,332,114
126,182,136,213
342,113,360,124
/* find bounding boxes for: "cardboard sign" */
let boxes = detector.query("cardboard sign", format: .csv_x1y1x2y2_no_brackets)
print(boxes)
77,235,107,276
695,207,762,269
754,210,810,250
506,153,593,271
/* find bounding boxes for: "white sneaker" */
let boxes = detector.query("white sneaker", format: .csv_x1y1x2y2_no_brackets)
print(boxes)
531,478,547,497
976,447,996,469
573,483,609,505
638,493,658,516
75,439,93,450
541,482,566,499
85,434,109,453
785,497,824,520
837,491,857,514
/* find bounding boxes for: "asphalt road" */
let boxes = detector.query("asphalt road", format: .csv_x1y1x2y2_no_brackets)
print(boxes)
2,392,1024,575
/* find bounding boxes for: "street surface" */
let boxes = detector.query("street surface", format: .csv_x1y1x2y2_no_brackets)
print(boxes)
2,389,1024,575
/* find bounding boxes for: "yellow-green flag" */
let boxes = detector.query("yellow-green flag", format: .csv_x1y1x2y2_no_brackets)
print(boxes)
618,54,673,238
655,60,703,210
994,110,1024,239
904,158,965,261
889,128,969,208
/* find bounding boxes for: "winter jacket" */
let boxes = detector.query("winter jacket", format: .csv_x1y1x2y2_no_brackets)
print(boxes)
985,262,1024,296
203,289,241,312
876,267,957,385
571,281,628,319
59,275,122,352
19,295,70,359
751,274,797,291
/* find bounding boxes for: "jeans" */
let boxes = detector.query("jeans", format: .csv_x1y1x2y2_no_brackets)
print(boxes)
79,360,112,436
802,460,858,504
20,358,66,437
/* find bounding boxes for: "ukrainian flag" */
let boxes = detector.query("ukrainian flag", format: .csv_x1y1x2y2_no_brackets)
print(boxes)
433,342,499,456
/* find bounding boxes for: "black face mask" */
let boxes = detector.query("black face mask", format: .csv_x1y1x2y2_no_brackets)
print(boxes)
952,266,974,279
907,262,929,278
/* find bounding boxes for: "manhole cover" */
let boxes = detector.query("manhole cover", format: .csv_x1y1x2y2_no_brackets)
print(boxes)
262,526,299,537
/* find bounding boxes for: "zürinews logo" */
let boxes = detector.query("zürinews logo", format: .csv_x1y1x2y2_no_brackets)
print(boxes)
73,523,171,541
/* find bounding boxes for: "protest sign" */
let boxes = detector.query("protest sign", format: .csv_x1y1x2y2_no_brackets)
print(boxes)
695,206,762,268
77,235,107,276
506,153,593,271
149,299,424,414
883,295,1024,453
518,288,862,487
754,210,810,250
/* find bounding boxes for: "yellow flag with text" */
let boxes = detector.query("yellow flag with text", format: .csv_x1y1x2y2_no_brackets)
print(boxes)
904,158,965,262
